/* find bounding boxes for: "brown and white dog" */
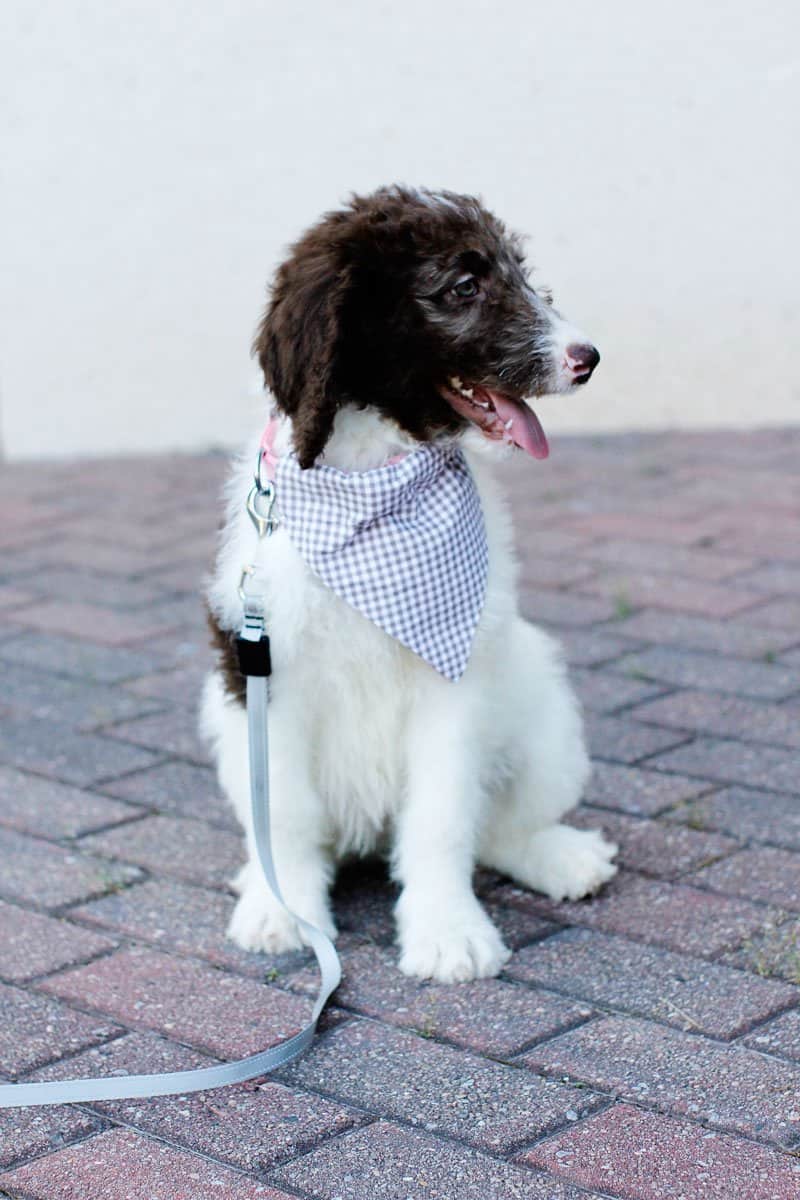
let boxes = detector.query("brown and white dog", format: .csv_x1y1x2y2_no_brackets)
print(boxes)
202,186,617,982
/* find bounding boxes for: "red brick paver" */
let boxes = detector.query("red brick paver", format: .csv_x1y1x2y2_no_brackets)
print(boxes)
0,1128,290,1199
523,1015,800,1147
506,928,798,1039
41,947,310,1059
523,1104,800,1199
0,900,115,983
0,430,798,1195
278,1019,605,1152
275,1121,602,1199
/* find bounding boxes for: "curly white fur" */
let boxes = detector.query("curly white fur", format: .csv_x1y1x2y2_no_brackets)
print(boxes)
201,407,617,983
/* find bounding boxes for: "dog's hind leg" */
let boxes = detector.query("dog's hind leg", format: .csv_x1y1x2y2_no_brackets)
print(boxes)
478,619,617,902
200,672,336,954
481,814,618,902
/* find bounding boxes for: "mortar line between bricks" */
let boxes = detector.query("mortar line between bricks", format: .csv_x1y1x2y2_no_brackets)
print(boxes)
0,870,149,922
260,1114,622,1200
273,1011,624,1135
66,808,155,841
622,712,800,756
590,732,696,768
8,578,194,615
0,1119,312,1199
580,782,725,821
590,681,680,719
56,1084,379,1186
0,644,183,687
671,823,800,857
57,871,247,922
507,1097,622,1158
630,670,800,705
297,988,598,1062
0,940,124,991
18,972,360,1072
496,902,797,981
512,1059,800,1154
0,753,172,795
156,1108,376,1179
0,1112,111,1177
63,838,235,896
512,1155,621,1200
2,1020,129,1082
266,1055,616,1177
78,754,187,791
603,646,800,680
504,863,797,932
0,820,156,862
79,700,174,736
91,741,211,776
0,804,152,849
592,620,800,663
0,618,185,655
0,643,193,681
16,1027,206,1083
57,906,328,986
498,963,800,1045
730,1002,800,1055
643,588,779,621
592,761,800,805
511,1094,800,1174
577,800,745,877
79,782,240,835
618,741,800,792
682,873,800,915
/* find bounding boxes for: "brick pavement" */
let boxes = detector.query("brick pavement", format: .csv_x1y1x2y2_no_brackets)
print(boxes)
0,429,799,1198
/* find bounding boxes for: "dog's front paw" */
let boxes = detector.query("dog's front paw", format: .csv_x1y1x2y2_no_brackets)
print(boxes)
536,826,618,902
397,901,510,983
228,889,336,955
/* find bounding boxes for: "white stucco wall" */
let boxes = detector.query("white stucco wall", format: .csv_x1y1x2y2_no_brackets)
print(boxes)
1,0,797,459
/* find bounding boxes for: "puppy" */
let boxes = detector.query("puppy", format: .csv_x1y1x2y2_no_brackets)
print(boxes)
202,186,617,983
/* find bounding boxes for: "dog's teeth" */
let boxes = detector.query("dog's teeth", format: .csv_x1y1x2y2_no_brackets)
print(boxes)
461,387,474,398
450,375,463,389
504,419,514,430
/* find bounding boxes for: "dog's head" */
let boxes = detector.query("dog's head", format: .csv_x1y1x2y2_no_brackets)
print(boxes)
254,186,599,468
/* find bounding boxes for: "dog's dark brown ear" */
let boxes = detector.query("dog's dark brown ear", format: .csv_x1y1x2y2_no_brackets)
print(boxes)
253,231,351,469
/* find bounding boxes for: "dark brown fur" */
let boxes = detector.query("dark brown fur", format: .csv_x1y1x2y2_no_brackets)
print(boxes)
252,185,558,468
207,607,246,705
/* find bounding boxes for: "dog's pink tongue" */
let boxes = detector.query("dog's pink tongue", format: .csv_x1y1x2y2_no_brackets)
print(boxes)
490,393,550,460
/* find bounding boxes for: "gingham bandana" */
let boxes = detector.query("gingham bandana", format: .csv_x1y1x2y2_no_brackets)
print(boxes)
275,443,488,680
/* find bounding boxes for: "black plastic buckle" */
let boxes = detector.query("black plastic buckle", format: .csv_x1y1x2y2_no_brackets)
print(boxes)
234,635,272,678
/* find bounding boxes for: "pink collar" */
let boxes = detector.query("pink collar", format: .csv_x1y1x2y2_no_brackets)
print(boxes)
259,417,281,481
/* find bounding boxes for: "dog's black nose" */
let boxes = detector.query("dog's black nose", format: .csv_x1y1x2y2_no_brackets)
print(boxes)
565,343,600,384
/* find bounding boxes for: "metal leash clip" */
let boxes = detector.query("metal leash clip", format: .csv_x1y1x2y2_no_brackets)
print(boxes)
245,447,279,539
240,449,279,599
246,480,278,540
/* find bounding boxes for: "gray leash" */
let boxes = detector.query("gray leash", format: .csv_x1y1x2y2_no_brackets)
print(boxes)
0,478,341,1110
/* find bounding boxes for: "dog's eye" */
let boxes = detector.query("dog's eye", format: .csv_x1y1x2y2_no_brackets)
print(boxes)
451,276,479,299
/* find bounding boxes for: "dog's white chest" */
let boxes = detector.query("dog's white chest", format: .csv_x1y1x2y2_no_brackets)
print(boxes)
264,532,415,852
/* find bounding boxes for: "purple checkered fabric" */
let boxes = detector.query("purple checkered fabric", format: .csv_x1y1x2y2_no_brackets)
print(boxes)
275,443,488,680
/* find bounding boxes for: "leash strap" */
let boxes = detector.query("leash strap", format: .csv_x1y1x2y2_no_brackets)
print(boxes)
0,486,340,1110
